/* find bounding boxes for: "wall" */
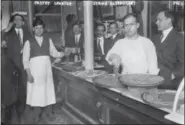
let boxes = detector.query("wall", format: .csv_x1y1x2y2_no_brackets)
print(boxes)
1,1,10,30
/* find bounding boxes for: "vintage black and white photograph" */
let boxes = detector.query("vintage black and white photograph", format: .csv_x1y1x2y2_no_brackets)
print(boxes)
1,0,184,124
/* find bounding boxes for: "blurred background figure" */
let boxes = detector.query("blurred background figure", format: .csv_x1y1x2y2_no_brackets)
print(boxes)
116,18,125,38
64,14,77,48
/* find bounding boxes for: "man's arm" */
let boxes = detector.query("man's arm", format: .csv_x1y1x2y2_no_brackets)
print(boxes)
172,35,184,78
105,41,122,68
22,40,34,83
146,39,160,75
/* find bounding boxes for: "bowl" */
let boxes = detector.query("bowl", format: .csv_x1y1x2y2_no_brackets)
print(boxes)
128,86,157,98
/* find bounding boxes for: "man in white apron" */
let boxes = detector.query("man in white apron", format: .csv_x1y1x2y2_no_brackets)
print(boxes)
22,18,70,123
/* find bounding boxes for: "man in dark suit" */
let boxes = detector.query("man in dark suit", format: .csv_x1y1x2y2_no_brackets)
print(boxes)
94,23,106,58
94,23,122,73
1,28,18,124
72,23,84,54
105,22,124,55
64,14,77,48
152,10,184,90
103,22,124,73
3,14,31,122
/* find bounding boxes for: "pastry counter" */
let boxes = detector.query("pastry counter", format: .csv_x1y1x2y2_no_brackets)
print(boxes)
52,62,182,124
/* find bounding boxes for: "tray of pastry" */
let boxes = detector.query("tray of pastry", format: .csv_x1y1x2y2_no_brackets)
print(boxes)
92,74,124,88
118,74,164,88
141,89,184,110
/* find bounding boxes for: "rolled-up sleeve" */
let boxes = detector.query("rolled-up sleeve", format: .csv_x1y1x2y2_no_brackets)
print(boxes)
23,40,30,69
146,40,160,75
49,38,64,58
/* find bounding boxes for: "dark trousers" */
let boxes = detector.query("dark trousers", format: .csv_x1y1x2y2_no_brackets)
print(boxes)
14,68,27,118
2,103,16,124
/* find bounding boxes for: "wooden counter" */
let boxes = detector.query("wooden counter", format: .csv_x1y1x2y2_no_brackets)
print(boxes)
52,64,177,124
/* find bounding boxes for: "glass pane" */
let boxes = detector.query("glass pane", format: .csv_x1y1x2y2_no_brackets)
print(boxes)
34,2,61,14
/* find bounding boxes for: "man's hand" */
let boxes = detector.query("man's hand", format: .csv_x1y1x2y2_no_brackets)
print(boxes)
108,54,121,68
1,40,7,48
95,56,101,61
111,58,121,69
64,49,71,56
171,73,175,80
53,58,61,64
28,74,34,83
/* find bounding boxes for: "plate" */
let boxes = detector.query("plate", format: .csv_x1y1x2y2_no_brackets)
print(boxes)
118,74,164,88
94,64,104,68
92,74,124,88
141,90,184,109
61,61,83,71
61,61,75,65
72,70,107,78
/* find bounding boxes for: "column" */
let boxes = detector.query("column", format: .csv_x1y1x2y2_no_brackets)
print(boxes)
83,1,94,70
61,5,65,46
28,1,33,34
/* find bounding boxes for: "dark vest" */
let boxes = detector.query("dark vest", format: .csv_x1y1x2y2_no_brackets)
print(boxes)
29,35,50,58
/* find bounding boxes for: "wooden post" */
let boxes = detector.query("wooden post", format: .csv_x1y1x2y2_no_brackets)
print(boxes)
83,1,94,70
28,1,33,34
61,5,65,46
1,1,11,30
142,1,148,37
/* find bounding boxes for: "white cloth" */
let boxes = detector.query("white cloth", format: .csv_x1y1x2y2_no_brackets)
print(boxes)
97,37,104,55
106,36,159,75
22,36,63,107
26,56,56,107
15,28,23,44
161,27,173,43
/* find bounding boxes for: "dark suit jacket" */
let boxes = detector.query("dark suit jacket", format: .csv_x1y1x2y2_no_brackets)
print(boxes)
104,33,124,55
94,37,106,57
4,27,30,71
65,25,75,47
1,48,18,106
74,33,84,54
152,29,184,90
3,27,30,103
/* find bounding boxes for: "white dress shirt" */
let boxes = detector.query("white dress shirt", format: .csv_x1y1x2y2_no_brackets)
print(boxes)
106,36,159,75
23,36,63,69
112,33,117,39
15,28,23,44
75,34,81,45
161,27,173,43
97,37,104,55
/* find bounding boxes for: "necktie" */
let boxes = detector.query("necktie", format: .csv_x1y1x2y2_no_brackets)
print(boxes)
17,30,22,46
75,35,78,46
160,33,164,43
97,38,102,55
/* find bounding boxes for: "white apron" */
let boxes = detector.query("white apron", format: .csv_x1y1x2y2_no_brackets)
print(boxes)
26,56,56,107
